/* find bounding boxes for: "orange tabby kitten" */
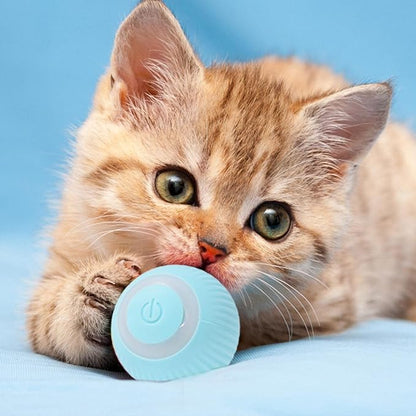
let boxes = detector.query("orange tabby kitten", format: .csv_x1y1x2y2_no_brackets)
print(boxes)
27,0,416,369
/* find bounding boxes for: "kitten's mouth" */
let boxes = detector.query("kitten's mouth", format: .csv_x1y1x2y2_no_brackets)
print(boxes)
158,253,236,290
158,247,238,291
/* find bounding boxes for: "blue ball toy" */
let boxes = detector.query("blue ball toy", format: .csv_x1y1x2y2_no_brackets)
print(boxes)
111,265,240,381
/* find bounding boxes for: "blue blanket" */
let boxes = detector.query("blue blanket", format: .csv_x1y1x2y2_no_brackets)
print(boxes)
1,239,416,416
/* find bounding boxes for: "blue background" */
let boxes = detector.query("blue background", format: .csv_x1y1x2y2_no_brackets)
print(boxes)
1,0,416,239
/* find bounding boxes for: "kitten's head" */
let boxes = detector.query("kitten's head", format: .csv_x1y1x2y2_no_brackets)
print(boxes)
72,1,391,301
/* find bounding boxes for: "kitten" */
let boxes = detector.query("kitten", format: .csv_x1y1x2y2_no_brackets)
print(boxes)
27,0,416,369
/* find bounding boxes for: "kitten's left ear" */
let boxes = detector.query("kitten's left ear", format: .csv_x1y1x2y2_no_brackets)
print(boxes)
109,0,202,109
298,83,392,167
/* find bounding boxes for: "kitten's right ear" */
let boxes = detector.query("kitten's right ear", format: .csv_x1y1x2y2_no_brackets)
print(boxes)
109,0,202,109
297,83,392,170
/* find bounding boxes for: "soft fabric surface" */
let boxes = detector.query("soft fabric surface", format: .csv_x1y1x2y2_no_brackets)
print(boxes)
1,239,416,416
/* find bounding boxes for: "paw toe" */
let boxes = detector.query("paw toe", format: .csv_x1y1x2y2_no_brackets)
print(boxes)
86,333,112,347
116,258,141,279
84,295,108,312
93,275,126,290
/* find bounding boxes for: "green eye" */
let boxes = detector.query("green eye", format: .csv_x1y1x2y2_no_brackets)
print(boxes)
155,169,196,205
249,202,291,240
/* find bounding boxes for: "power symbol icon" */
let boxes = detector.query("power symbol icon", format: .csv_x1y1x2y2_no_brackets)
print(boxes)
141,298,163,323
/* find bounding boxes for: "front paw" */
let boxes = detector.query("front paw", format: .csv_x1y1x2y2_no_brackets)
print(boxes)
78,255,141,361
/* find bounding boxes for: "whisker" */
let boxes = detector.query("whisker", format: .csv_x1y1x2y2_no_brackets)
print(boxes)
255,261,327,288
242,285,254,309
256,277,293,339
63,217,124,239
256,271,311,338
94,226,159,241
250,281,292,341
237,287,248,309
63,211,158,238
87,226,158,249
259,270,320,335
137,251,163,260
268,273,320,327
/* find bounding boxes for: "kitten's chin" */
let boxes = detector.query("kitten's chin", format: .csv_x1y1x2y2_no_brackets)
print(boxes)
204,264,239,292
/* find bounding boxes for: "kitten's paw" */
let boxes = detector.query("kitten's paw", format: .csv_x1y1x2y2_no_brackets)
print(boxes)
77,255,142,364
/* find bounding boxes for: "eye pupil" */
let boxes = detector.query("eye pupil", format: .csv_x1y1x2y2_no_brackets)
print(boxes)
264,208,280,228
168,176,185,196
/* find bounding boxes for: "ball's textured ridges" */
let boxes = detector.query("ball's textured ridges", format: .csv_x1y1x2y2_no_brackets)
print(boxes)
112,265,240,381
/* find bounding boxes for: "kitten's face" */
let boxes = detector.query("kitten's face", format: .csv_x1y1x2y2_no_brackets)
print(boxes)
73,1,390,304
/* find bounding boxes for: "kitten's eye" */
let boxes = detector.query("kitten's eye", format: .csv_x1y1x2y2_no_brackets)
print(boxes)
155,169,195,205
249,202,291,240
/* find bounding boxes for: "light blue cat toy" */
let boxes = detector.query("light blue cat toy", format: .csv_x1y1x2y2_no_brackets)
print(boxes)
111,265,240,381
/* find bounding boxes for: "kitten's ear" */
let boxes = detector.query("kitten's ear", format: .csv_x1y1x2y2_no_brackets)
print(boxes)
299,83,392,166
110,0,202,108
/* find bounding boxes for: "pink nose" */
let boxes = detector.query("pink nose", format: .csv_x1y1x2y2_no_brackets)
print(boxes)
198,240,227,265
